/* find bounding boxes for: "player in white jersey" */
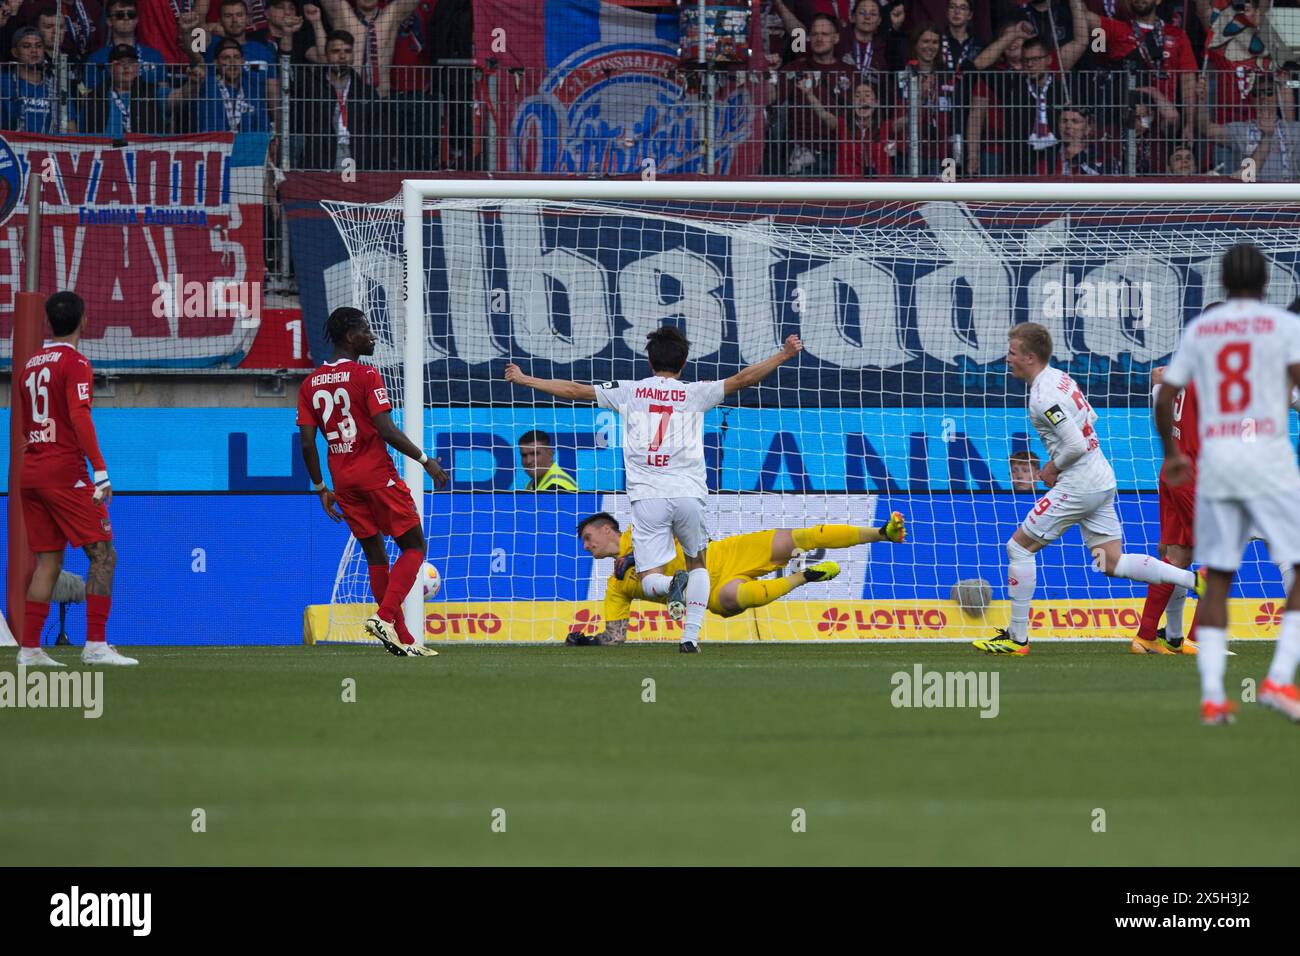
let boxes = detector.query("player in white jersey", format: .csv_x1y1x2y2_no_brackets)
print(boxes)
505,325,803,652
1157,243,1300,725
974,322,1202,655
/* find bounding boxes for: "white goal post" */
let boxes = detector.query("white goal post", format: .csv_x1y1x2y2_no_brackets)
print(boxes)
316,179,1300,646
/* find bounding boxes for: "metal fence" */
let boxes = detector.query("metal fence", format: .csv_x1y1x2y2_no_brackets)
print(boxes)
3,57,1298,282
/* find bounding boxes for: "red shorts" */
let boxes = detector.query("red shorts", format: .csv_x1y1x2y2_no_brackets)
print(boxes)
23,484,112,552
335,480,420,540
1158,474,1196,548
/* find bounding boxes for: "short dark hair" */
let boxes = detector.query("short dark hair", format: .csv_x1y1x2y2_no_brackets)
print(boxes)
1222,243,1268,297
1009,449,1040,466
212,37,244,58
46,291,85,336
518,429,552,448
809,12,840,33
1204,300,1225,312
1289,296,1300,314
325,306,366,344
219,0,249,10
327,29,354,46
577,512,619,537
646,325,689,374
106,0,138,10
1022,37,1049,58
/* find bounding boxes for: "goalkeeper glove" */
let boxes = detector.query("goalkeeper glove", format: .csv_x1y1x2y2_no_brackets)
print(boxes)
882,511,906,543
565,630,602,646
613,553,636,580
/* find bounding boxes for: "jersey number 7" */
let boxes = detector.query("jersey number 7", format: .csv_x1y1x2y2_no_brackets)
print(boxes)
648,403,674,452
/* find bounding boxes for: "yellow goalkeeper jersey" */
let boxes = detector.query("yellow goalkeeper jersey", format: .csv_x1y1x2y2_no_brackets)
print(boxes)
603,526,781,621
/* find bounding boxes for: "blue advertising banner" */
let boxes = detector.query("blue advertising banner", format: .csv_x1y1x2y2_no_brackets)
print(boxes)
11,405,1296,492
0,491,1286,646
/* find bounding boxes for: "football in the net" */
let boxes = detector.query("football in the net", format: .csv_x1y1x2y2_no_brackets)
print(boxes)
418,562,441,599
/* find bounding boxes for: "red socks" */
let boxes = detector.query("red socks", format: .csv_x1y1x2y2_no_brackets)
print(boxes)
22,600,49,649
379,550,424,626
369,560,419,644
1138,583,1173,640
86,594,111,644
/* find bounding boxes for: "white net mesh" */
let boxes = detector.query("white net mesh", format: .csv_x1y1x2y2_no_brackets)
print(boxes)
319,189,1300,644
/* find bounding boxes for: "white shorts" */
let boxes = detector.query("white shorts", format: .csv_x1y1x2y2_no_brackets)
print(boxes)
1196,491,1300,572
629,497,711,571
1020,486,1123,547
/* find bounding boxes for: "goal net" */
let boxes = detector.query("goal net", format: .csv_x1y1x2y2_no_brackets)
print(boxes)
319,181,1300,645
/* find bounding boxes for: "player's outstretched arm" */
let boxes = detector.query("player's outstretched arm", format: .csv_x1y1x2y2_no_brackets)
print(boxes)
298,423,341,521
723,334,802,396
503,362,597,401
372,411,450,487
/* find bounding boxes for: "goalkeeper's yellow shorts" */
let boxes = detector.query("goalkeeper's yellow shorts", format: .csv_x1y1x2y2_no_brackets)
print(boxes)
706,530,782,615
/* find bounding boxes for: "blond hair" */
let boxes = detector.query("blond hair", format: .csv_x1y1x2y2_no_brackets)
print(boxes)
1009,322,1053,364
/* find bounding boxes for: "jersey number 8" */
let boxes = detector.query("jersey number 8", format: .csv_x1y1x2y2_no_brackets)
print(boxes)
313,387,357,441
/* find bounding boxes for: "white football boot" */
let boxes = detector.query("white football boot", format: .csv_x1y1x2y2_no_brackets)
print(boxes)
80,643,138,666
17,647,66,667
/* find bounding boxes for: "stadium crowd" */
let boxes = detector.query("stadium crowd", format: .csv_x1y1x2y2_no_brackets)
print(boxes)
0,0,1295,178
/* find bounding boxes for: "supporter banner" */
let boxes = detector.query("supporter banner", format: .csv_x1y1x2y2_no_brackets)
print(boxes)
474,0,764,176
305,598,1286,643
284,177,1300,405
0,131,270,368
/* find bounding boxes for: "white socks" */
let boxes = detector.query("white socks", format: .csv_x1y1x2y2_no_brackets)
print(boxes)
641,572,672,599
681,568,710,644
1267,611,1300,686
1280,563,1296,597
1198,626,1229,704
1164,586,1187,641
1112,554,1197,589
1006,540,1036,643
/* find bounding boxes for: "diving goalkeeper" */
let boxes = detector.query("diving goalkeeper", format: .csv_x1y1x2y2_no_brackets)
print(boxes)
569,511,908,645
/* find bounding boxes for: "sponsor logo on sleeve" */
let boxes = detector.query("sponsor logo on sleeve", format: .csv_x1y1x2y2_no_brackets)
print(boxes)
600,381,616,389
1044,404,1067,426
77,382,90,401
373,387,389,405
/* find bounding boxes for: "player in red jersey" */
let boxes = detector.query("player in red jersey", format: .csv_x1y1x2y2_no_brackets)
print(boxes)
298,307,448,658
1134,364,1202,655
16,292,135,667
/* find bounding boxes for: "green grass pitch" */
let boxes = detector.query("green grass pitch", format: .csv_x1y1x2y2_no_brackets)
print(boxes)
4,643,1299,866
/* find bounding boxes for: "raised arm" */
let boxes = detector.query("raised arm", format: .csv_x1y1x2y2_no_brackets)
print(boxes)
723,334,803,396
1058,0,1088,73
503,362,597,401
973,22,1031,70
